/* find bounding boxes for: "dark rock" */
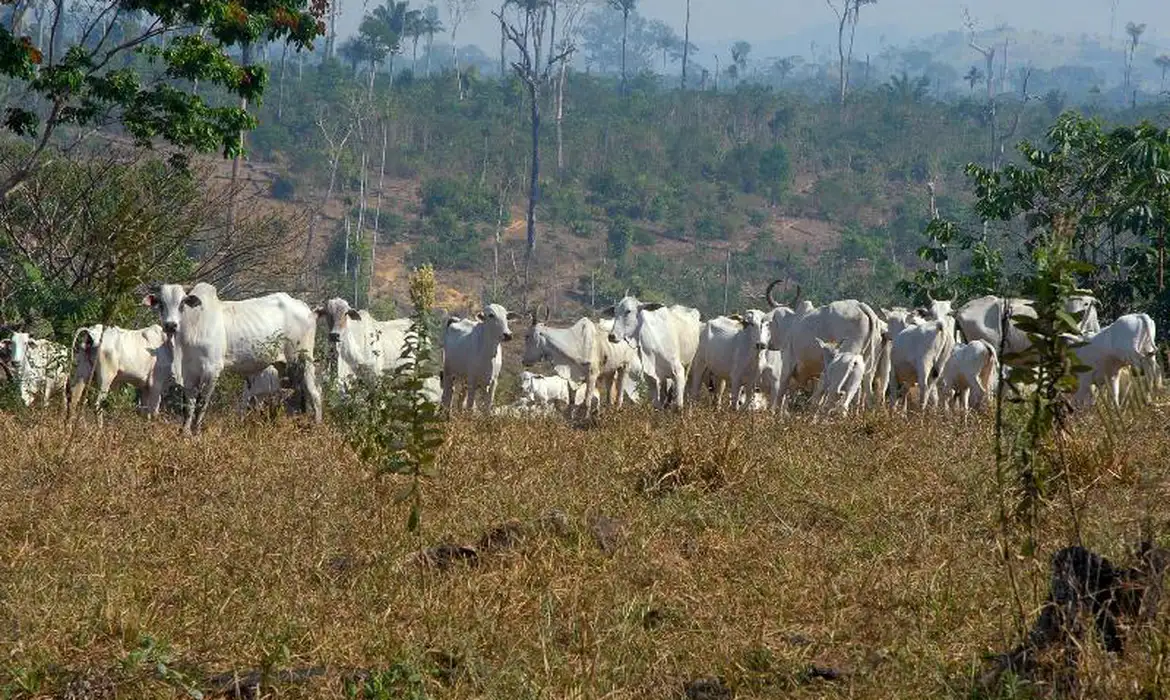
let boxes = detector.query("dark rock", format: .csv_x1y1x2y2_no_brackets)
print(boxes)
683,676,732,700
803,664,846,682
588,515,625,554
477,519,527,553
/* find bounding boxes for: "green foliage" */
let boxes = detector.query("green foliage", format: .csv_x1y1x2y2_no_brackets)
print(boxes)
0,0,326,199
270,174,297,201
343,661,431,700
333,266,444,535
419,176,496,221
607,216,633,258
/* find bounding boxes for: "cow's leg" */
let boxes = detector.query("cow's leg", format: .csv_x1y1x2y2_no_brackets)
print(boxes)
484,378,498,414
686,357,707,403
671,363,687,410
463,379,477,412
585,370,599,417
440,369,455,411
613,367,626,408
192,378,217,434
181,384,198,435
1108,371,1122,409
301,359,323,423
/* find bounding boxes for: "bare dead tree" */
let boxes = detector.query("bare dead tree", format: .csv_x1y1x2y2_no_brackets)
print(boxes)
447,0,478,99
552,0,589,176
826,0,876,110
494,0,575,307
964,9,997,169
304,111,356,281
680,0,691,89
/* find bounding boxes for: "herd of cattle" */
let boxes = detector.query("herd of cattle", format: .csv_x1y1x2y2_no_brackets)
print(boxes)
0,279,1160,432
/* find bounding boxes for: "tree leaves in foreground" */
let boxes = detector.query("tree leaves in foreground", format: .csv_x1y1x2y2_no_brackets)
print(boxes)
0,0,329,203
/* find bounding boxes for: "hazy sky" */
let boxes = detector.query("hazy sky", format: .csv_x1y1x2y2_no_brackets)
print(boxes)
336,0,1169,54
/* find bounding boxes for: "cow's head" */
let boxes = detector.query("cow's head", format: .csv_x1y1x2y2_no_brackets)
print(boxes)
734,309,772,351
73,325,103,366
143,283,199,338
522,306,552,366
0,332,30,366
478,303,519,342
1064,294,1101,335
603,296,662,344
315,298,363,344
765,306,797,352
923,292,956,321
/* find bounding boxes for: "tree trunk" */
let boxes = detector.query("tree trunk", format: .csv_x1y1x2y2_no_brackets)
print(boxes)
1160,230,1166,292
556,58,567,176
523,81,541,307
452,26,462,98
620,10,628,94
499,7,507,79
426,34,434,76
372,122,387,301
227,42,252,239
412,39,419,74
836,6,848,108
277,42,288,122
353,152,367,306
681,0,690,89
369,58,377,99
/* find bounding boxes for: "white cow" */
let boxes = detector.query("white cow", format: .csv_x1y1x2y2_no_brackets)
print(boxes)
954,295,1100,356
143,283,323,434
764,282,882,410
811,341,867,415
67,324,171,417
888,319,956,411
1070,313,1159,408
441,303,518,412
522,312,607,416
604,296,700,409
518,370,577,409
940,339,999,415
687,310,771,409
0,332,69,407
315,298,411,387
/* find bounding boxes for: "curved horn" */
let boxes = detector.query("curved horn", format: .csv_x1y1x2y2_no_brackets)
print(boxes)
623,288,630,299
765,279,784,308
947,289,957,302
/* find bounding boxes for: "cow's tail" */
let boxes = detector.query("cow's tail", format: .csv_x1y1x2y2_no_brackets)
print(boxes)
977,339,999,397
1138,314,1161,388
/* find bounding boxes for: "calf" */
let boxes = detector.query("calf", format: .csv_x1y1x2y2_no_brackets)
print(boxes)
518,370,575,409
67,324,171,417
940,339,999,416
811,340,866,415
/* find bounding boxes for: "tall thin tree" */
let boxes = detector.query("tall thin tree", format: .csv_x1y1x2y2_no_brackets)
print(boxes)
608,0,637,94
680,0,691,89
494,0,575,305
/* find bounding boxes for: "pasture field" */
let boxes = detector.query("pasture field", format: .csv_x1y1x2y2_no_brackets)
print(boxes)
2,406,1169,698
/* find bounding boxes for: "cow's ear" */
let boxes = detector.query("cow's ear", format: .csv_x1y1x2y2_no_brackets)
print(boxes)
729,314,744,324
915,307,928,317
506,312,520,321
640,303,664,312
346,309,362,321
313,306,325,317
476,312,485,321
142,294,157,307
446,317,459,327
182,294,202,308
600,305,615,318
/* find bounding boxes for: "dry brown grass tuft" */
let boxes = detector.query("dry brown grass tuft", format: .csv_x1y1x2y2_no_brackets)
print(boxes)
3,406,1170,698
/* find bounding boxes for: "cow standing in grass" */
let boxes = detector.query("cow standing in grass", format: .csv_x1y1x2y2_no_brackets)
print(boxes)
441,304,519,413
67,324,172,418
315,298,411,388
143,283,323,434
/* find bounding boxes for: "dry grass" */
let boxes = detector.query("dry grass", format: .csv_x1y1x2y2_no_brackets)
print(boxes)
3,406,1170,698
